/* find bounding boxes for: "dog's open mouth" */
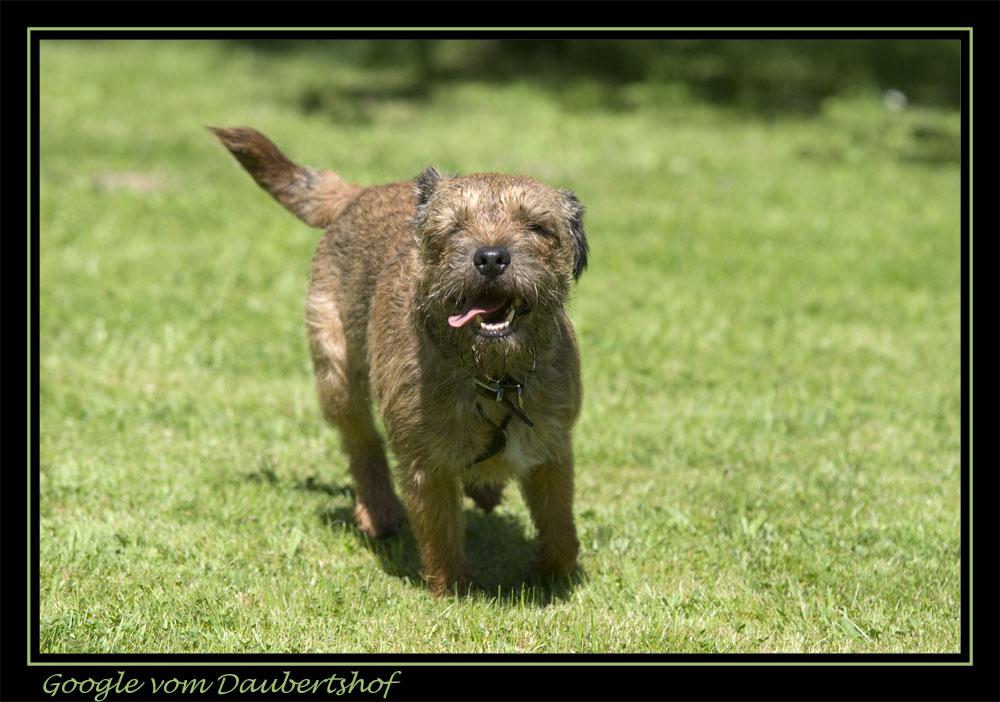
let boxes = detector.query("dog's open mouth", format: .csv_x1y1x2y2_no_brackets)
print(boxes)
448,293,524,337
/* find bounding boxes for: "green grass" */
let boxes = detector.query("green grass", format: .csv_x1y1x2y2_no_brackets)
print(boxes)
37,39,962,653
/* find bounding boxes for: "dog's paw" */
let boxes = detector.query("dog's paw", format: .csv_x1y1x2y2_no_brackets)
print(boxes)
527,548,579,580
353,499,406,538
420,571,474,599
429,574,475,599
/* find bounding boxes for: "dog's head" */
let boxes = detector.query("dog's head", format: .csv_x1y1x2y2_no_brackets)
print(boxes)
412,168,587,378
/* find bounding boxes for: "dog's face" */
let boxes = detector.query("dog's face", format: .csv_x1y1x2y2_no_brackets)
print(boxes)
412,168,587,379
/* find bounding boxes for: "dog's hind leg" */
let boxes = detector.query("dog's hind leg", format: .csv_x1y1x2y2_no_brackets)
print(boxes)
463,482,505,514
307,291,406,538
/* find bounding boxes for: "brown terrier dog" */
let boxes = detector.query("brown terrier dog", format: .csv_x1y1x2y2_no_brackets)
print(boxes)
210,127,587,596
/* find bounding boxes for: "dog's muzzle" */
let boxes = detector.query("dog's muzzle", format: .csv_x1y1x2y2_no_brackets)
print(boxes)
448,293,525,337
446,246,529,338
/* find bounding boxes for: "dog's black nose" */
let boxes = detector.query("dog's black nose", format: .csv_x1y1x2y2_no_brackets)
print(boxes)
474,247,511,279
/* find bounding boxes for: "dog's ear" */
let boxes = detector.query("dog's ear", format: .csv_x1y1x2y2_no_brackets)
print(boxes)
561,190,589,280
413,167,445,230
415,167,444,205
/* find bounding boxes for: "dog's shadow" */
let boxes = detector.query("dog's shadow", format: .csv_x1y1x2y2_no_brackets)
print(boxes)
309,480,584,606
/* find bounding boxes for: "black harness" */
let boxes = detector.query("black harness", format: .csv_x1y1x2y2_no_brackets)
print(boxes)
468,378,534,466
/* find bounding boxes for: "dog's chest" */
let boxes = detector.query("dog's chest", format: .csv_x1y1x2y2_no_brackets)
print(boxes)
495,421,545,474
466,401,546,479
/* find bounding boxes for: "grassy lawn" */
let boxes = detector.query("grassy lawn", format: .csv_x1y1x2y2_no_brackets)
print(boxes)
36,39,962,653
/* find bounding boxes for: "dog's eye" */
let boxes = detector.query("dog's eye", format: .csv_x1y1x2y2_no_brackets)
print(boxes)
528,223,551,238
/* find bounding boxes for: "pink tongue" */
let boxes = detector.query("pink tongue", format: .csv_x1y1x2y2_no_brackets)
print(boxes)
448,294,507,328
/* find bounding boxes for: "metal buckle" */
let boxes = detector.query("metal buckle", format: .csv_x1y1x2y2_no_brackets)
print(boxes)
473,378,503,402
473,378,524,408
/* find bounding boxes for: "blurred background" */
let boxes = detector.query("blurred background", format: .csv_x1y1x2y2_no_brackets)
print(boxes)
235,38,961,115
216,38,962,166
246,38,961,108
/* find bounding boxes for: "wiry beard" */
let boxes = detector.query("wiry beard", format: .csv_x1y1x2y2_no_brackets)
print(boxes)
470,322,538,382
417,288,566,383
417,301,545,381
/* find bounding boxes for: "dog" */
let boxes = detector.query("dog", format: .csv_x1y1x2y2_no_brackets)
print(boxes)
210,127,587,596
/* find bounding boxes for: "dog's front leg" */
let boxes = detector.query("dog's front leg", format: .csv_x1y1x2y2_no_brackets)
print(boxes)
401,466,473,597
519,454,580,579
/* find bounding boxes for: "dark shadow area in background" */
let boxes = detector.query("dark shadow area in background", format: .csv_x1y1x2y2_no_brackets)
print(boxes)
235,39,961,116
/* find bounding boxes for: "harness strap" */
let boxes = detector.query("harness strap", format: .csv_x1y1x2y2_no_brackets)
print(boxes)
467,377,534,467
469,407,514,466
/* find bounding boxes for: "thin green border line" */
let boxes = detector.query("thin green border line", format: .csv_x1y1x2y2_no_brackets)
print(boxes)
28,28,970,665
27,26,34,672
30,659,973,667
26,26,974,31
966,27,972,669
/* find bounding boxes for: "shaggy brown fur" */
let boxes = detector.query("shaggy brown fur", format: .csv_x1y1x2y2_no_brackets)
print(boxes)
210,126,587,596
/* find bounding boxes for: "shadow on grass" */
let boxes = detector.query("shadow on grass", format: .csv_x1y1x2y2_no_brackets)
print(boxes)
318,495,584,607
247,469,584,605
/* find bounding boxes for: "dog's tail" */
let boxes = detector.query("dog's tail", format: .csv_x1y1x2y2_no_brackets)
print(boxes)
207,126,363,229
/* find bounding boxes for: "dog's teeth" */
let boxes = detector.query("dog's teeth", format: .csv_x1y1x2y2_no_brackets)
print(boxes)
473,304,516,332
479,318,512,332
